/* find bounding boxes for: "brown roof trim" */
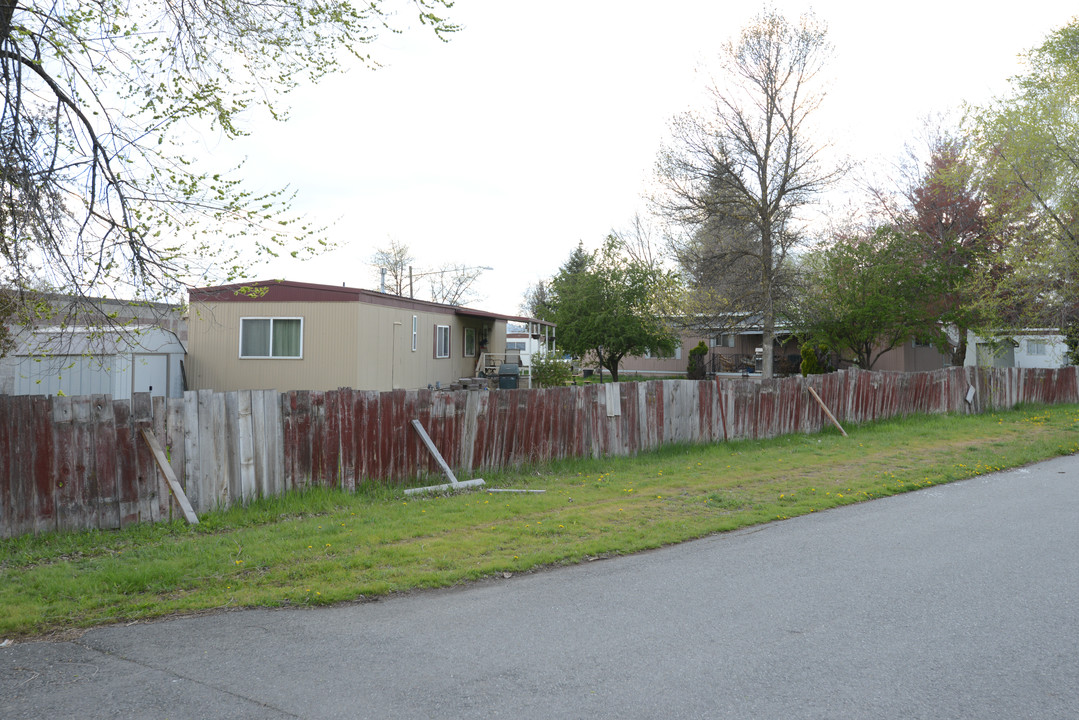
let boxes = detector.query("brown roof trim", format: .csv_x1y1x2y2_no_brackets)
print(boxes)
188,279,530,322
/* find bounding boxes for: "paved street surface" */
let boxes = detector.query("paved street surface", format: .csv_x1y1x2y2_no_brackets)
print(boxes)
3,455,1078,719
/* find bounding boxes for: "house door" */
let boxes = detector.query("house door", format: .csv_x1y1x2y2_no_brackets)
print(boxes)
132,353,169,397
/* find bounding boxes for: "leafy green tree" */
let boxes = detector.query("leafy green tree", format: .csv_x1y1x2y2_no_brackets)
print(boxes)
549,236,678,382
0,0,456,315
796,227,950,370
655,9,845,378
967,19,1079,335
891,131,997,364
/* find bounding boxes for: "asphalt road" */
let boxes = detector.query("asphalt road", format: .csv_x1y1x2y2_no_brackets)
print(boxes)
3,455,1078,719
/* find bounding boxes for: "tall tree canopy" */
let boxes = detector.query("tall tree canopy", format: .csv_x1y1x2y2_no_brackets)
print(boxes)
0,0,456,315
892,131,995,364
655,9,843,378
796,227,951,370
549,236,677,382
967,19,1079,336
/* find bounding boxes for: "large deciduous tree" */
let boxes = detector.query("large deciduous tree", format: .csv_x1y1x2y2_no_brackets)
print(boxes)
655,9,843,378
887,130,995,364
967,19,1079,341
796,227,950,370
549,236,677,382
0,0,456,317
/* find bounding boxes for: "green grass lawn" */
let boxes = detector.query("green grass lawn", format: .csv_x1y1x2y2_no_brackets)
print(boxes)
2,403,1078,640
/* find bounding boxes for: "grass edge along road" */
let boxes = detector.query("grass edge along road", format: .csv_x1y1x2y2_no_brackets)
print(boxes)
2,403,1078,640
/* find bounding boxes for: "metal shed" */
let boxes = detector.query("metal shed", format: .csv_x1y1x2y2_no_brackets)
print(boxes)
3,326,187,399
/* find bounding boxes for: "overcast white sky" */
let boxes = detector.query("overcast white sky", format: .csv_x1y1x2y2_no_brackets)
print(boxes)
215,1,1076,315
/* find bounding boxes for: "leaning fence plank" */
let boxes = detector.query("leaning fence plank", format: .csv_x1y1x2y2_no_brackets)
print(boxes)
141,429,199,524
409,419,458,484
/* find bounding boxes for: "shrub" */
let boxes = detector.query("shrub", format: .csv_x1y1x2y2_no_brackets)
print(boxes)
800,343,825,376
686,341,709,379
530,352,574,388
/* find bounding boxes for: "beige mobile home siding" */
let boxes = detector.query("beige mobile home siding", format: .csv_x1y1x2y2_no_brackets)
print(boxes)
188,299,509,392
187,301,362,392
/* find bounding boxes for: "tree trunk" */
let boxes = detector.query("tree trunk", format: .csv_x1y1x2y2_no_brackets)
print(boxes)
0,1,16,43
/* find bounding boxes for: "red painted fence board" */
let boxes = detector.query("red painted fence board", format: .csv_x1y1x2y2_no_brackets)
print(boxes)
3,367,1079,538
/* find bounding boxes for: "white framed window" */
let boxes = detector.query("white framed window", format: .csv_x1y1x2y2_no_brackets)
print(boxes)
435,325,450,359
716,334,736,348
240,317,303,358
506,341,527,351
411,315,418,352
644,345,682,360
1027,339,1047,356
464,327,477,357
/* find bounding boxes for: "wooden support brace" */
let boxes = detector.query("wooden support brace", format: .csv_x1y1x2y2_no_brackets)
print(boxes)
141,429,199,524
807,386,848,438
410,419,459,485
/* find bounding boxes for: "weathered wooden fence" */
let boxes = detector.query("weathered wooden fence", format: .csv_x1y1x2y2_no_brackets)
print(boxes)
2,366,1077,538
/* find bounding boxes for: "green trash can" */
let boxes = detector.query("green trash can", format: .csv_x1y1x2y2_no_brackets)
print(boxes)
498,363,519,389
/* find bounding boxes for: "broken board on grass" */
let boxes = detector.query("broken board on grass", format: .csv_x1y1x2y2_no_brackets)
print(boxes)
403,420,544,495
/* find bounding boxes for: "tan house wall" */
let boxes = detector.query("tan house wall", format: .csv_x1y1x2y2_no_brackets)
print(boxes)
860,341,949,373
188,297,509,393
619,333,802,376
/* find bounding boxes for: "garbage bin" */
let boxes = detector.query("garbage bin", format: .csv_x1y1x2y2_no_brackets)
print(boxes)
498,363,519,389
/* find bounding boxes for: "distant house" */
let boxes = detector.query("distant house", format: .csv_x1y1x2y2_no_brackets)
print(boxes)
618,314,951,378
965,330,1071,369
618,317,803,378
505,319,557,368
0,295,187,399
186,279,541,392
